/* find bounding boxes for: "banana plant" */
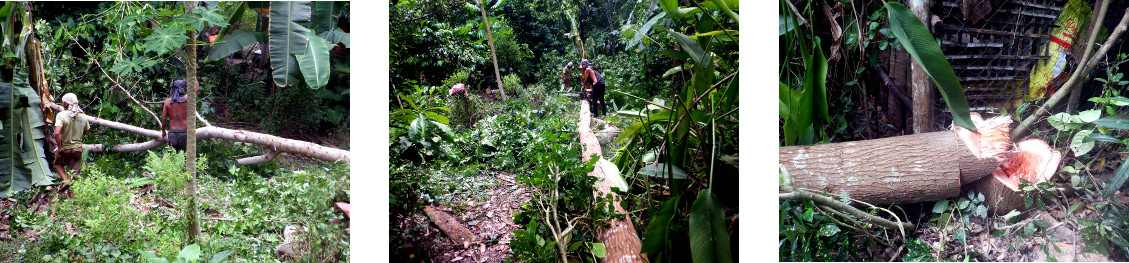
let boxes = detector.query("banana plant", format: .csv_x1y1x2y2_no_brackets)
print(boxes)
206,1,350,90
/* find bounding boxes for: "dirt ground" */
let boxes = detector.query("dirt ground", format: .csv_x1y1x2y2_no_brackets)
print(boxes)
394,172,531,262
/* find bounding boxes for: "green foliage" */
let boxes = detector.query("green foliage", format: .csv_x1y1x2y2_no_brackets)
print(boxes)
138,243,233,263
779,200,859,261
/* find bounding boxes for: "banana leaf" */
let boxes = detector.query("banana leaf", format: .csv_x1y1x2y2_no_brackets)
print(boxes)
269,1,312,87
884,2,976,131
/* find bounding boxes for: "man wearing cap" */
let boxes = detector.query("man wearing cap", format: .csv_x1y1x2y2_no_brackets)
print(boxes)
580,59,607,117
53,93,90,182
161,80,197,152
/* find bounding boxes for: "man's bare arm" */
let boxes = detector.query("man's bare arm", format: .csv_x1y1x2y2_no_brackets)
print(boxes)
54,125,63,151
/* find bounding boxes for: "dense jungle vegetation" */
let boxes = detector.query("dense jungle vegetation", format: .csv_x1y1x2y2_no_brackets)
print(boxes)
390,0,738,262
0,2,351,262
781,0,1129,261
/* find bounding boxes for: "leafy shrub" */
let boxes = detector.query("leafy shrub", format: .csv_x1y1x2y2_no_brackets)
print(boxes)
503,74,523,98
448,93,482,130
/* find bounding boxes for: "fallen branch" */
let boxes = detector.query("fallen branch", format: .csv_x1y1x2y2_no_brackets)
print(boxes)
236,151,280,166
423,205,475,246
1012,6,1129,140
779,188,916,231
46,102,349,163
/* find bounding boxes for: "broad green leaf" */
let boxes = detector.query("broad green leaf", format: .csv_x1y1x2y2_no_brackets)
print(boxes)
319,28,350,48
818,224,841,237
812,37,829,123
658,0,678,14
1071,130,1095,156
932,199,950,213
689,189,733,263
1001,210,1022,222
709,0,739,24
269,1,312,87
1089,96,1129,106
142,26,188,56
1086,132,1122,144
590,242,607,258
598,158,628,192
669,30,705,65
658,50,690,60
1,81,38,197
637,163,687,179
616,121,643,144
641,195,682,253
209,250,234,263
1106,155,1129,198
296,32,331,89
628,12,666,50
884,2,975,131
312,1,342,33
207,30,264,61
1080,109,1102,123
178,244,200,262
16,80,51,187
1093,118,1129,130
662,66,683,78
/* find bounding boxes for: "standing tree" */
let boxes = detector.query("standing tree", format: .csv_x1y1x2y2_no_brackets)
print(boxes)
183,1,201,242
477,0,506,101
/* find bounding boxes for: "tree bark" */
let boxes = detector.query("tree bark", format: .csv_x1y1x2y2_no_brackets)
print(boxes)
779,131,995,204
184,1,201,243
578,100,647,263
909,0,934,134
478,0,506,101
423,205,475,246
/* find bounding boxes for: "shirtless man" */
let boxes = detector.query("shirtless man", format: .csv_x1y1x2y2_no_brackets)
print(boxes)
161,80,197,151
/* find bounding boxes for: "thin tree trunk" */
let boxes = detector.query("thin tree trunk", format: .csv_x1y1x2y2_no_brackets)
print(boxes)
909,0,934,134
478,0,506,101
1067,0,1109,113
578,100,647,263
184,1,201,242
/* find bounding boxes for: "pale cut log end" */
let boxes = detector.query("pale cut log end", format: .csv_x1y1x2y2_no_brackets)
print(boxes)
969,138,1061,216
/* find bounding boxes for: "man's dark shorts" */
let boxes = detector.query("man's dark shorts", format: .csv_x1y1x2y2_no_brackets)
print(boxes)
169,129,187,152
54,147,83,173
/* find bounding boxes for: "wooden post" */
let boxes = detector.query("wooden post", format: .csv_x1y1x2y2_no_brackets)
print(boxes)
909,0,935,133
578,100,646,263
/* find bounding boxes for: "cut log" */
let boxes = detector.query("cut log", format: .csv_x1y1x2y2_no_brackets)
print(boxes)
423,205,474,246
781,112,1062,212
578,100,647,263
44,102,349,163
780,131,991,204
968,139,1062,215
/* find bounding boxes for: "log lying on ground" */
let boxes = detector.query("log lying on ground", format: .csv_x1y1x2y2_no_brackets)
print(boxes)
423,205,474,246
968,139,1062,216
780,113,1059,205
578,100,647,263
45,102,349,163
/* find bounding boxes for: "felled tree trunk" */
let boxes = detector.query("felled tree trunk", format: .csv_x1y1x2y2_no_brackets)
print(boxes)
44,103,349,163
578,101,647,263
780,131,994,204
781,113,1062,211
